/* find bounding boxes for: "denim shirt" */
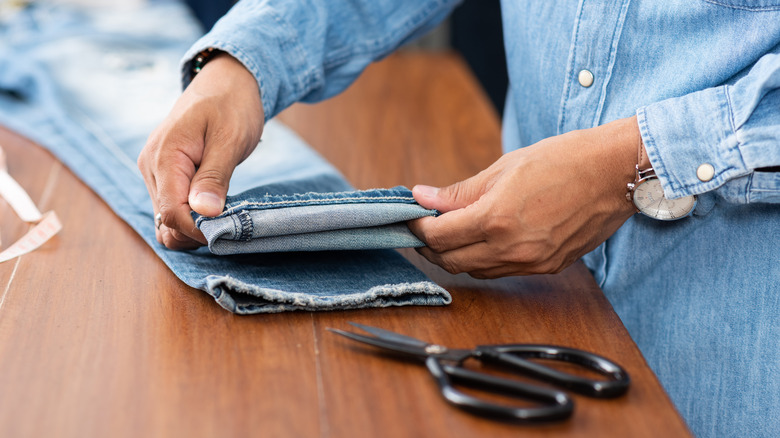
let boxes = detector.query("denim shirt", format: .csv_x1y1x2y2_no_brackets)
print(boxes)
183,1,779,436
185,0,780,205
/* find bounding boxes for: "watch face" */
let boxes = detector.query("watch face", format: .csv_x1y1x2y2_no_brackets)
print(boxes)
633,178,696,220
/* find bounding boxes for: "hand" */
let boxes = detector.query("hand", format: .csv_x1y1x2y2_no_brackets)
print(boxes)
407,117,641,278
138,53,264,249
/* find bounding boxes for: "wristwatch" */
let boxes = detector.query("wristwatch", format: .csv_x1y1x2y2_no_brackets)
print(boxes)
626,142,696,221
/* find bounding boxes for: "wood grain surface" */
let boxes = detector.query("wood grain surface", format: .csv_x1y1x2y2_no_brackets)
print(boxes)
0,52,690,437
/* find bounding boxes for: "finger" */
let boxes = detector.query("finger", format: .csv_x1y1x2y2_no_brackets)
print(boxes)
444,246,573,279
412,182,481,213
468,265,526,280
187,134,245,218
155,154,207,245
158,224,204,250
412,167,498,213
415,241,499,275
139,126,202,246
468,260,563,279
407,204,488,253
417,241,557,278
138,147,164,244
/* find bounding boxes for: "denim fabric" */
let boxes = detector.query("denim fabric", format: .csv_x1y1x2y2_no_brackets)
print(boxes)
0,1,451,314
195,181,437,254
192,1,780,436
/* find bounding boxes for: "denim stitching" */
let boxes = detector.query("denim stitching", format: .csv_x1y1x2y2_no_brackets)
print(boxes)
702,0,780,11
556,0,586,134
264,6,318,109
222,195,418,215
593,0,632,126
238,195,413,206
230,213,240,240
237,210,253,241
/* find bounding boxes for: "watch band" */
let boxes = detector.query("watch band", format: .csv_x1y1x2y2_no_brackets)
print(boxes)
625,137,697,220
626,138,652,206
636,137,651,171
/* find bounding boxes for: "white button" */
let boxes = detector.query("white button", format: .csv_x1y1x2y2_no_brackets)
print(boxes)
697,163,715,182
578,69,594,87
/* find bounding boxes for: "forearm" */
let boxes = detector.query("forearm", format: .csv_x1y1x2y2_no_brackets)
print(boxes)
181,0,460,121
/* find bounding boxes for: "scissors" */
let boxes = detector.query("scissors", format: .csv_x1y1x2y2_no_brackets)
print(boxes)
328,322,630,422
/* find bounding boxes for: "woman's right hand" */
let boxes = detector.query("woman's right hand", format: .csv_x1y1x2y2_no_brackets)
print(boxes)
138,52,264,250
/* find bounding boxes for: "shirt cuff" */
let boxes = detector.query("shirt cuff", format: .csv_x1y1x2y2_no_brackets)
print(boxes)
636,85,749,200
179,4,315,122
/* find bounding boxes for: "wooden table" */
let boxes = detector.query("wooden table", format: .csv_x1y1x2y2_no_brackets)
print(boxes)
0,52,690,437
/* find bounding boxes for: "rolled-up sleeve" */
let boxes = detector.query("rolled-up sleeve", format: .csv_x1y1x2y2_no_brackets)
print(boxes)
637,50,780,204
180,0,460,121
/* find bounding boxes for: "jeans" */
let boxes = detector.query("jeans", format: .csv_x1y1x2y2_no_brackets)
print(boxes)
196,179,436,254
0,1,450,314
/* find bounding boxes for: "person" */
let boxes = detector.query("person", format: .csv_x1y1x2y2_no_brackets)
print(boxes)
138,1,780,436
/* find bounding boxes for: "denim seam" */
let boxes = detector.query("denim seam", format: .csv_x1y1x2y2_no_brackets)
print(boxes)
230,214,240,240
222,195,417,214
264,6,321,113
593,0,631,127
702,0,780,11
723,84,753,204
724,84,741,143
638,87,751,197
237,210,253,241
597,241,608,289
702,85,749,194
556,0,586,134
750,184,780,192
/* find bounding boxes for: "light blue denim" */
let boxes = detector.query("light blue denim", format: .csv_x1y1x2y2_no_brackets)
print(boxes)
0,1,451,314
189,0,780,436
195,180,436,254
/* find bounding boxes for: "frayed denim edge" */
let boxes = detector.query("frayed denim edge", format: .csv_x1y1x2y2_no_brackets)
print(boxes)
204,275,452,314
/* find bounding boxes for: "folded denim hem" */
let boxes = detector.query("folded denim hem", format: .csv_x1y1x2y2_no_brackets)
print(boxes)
195,185,438,253
206,275,452,314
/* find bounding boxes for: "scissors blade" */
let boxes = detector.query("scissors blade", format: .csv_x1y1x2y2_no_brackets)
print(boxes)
348,322,429,348
327,327,429,358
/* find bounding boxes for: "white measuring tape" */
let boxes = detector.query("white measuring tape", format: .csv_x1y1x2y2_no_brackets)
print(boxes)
0,145,62,263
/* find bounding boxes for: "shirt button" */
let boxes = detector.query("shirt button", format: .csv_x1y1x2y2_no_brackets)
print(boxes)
578,69,594,87
697,163,715,182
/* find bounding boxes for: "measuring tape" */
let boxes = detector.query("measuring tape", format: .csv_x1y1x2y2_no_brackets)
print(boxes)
0,145,62,263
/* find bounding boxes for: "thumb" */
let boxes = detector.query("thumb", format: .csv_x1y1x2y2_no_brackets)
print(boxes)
413,177,487,213
188,147,237,217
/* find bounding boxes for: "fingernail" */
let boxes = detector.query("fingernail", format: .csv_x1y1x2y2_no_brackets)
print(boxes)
189,191,223,215
414,185,440,199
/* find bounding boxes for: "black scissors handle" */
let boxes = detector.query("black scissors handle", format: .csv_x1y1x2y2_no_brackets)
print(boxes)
425,356,574,421
475,344,631,398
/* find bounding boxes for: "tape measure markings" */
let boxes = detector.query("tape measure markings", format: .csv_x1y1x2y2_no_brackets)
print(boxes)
0,145,62,263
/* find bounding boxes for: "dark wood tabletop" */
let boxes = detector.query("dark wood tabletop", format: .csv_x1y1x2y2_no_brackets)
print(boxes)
0,52,690,437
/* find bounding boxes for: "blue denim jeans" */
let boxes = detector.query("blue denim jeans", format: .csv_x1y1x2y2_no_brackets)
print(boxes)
0,1,450,313
196,179,436,254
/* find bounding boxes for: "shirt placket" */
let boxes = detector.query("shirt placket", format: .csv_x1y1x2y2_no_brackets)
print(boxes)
557,0,632,133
